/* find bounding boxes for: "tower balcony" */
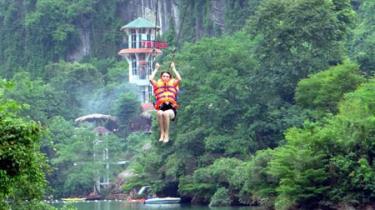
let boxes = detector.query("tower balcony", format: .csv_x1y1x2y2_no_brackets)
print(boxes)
118,48,162,56
129,75,150,86
141,40,168,49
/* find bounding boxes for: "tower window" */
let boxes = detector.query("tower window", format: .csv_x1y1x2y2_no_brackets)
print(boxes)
132,59,137,75
131,34,137,48
138,34,142,48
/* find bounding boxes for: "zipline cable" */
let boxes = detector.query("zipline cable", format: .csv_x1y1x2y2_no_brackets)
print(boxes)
152,0,159,61
149,1,188,73
168,2,188,71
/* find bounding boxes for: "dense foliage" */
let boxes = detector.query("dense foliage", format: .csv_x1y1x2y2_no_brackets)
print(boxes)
350,0,375,75
125,0,375,209
1,0,375,209
0,0,123,77
0,80,48,209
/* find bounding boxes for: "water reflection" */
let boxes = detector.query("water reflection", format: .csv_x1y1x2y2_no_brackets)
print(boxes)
52,200,259,210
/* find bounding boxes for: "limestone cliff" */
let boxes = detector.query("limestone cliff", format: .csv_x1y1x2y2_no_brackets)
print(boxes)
69,0,254,60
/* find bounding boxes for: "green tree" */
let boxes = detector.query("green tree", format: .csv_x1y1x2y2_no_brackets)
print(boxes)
241,149,278,207
224,0,261,33
264,77,375,209
327,78,375,205
112,92,140,137
249,0,355,101
0,0,123,77
179,158,244,204
5,72,71,124
24,0,78,65
209,187,231,207
268,125,330,210
51,124,96,196
50,120,127,197
127,31,303,202
0,80,48,209
350,1,375,75
295,61,365,114
44,61,104,119
43,116,75,197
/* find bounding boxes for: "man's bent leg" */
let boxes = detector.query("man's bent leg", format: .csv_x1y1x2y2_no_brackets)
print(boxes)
166,109,175,120
157,110,165,141
162,110,175,143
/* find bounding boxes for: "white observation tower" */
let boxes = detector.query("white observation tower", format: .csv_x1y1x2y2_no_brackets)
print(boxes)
118,17,163,105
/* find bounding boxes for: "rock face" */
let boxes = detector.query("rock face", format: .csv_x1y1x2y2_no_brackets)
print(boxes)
69,0,180,60
67,28,91,61
210,0,226,32
337,203,375,210
117,0,179,34
69,0,229,61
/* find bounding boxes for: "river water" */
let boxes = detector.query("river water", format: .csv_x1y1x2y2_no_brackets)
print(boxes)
52,200,261,210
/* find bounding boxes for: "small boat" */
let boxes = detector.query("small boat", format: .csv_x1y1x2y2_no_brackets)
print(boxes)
144,197,181,204
127,198,145,203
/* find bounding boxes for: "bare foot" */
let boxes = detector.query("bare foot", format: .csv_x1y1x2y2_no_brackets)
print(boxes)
159,132,165,142
163,137,169,143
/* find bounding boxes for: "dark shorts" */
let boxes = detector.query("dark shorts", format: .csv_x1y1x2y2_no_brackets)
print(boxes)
159,103,177,121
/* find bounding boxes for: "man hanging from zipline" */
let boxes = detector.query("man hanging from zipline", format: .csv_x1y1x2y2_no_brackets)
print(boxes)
149,62,181,143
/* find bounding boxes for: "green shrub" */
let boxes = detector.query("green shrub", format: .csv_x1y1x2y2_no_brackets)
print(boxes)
209,187,231,207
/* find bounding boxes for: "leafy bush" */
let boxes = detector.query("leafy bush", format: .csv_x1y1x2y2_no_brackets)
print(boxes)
209,187,231,207
296,61,365,113
0,80,48,209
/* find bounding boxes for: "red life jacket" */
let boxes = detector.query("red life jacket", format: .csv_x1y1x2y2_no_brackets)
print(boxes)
152,79,179,110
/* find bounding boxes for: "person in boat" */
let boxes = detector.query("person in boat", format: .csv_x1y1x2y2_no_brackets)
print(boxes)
149,62,181,143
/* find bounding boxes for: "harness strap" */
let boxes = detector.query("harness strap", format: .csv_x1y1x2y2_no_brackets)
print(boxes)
153,85,178,91
155,89,177,96
156,95,176,100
